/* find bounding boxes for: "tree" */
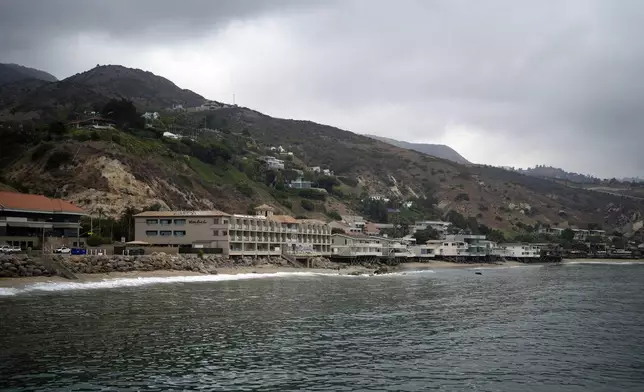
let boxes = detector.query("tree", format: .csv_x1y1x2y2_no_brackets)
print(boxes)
300,199,315,211
331,227,345,234
48,121,67,135
561,228,575,242
413,228,440,244
102,98,144,130
315,176,340,193
487,229,506,243
327,210,342,221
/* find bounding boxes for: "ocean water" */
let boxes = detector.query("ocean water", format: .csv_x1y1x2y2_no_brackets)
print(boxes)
1,263,643,391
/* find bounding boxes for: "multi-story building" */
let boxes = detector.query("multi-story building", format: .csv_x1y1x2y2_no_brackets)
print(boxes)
331,233,383,257
493,243,540,259
0,191,87,249
134,205,331,257
438,235,492,257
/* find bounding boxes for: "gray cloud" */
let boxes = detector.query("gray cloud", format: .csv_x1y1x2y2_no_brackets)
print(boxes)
1,0,643,178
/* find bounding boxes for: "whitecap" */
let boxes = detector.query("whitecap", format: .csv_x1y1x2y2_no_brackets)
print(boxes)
0,272,342,297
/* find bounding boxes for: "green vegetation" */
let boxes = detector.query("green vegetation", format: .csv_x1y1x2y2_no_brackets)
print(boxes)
44,150,73,170
31,143,52,161
300,199,314,211
413,228,440,244
298,188,326,201
455,193,470,201
326,210,342,220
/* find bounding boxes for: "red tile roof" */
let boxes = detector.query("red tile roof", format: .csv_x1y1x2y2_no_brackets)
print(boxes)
0,191,87,214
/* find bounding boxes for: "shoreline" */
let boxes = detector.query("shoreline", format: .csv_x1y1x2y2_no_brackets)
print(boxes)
1,259,642,290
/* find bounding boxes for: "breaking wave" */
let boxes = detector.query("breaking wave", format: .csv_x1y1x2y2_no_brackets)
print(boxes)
564,261,641,266
0,272,346,297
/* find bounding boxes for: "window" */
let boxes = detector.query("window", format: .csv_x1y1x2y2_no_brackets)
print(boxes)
174,219,186,225
146,219,158,225
146,230,158,236
221,230,228,236
173,231,186,237
160,219,172,225
160,231,172,236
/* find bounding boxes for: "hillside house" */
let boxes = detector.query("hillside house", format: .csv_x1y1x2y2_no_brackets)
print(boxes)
341,215,366,230
68,116,115,129
259,156,285,170
412,220,452,238
142,112,159,120
163,131,181,140
288,177,312,189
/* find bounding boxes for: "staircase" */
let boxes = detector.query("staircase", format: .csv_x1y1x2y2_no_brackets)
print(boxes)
40,255,78,280
280,249,301,267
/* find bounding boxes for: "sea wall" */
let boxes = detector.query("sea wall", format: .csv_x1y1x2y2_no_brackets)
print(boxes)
0,253,337,278
0,255,57,278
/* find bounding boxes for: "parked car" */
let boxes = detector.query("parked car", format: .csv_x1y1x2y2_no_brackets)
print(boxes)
0,245,21,253
54,246,71,254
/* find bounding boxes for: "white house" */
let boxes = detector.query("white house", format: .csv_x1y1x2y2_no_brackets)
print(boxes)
163,131,181,140
412,220,452,238
259,156,285,170
142,112,159,120
322,169,334,176
171,104,185,111
288,177,312,189
369,195,390,203
494,243,540,259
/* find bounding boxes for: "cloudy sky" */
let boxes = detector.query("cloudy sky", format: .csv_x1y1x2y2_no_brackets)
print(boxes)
2,0,643,178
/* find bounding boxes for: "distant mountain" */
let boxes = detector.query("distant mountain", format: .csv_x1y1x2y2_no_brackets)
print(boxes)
63,65,204,108
511,165,601,184
366,135,470,164
0,64,205,120
0,63,58,85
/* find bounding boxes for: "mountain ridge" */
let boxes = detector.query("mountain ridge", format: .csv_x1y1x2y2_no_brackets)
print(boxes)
0,63,58,85
365,134,471,165
0,63,642,236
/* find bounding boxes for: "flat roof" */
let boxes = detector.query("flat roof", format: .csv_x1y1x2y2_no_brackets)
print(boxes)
0,191,87,215
135,210,229,217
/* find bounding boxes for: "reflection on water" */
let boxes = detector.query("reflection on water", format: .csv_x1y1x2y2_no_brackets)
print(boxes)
1,265,644,391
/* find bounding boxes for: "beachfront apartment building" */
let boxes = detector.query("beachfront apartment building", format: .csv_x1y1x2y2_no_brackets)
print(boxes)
493,243,540,259
0,191,88,249
331,233,383,257
134,205,331,257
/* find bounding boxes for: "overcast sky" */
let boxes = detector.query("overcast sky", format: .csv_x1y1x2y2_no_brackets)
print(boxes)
2,0,643,178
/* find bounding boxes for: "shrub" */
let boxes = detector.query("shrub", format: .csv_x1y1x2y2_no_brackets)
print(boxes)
90,131,100,141
455,193,470,201
298,188,327,201
478,203,489,211
86,234,109,247
301,199,315,211
45,150,73,170
327,210,342,220
111,134,121,144
338,176,359,187
31,143,53,161
73,132,90,142
277,198,292,209
235,181,255,197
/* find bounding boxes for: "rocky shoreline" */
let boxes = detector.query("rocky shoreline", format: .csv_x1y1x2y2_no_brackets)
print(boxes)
0,254,388,279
